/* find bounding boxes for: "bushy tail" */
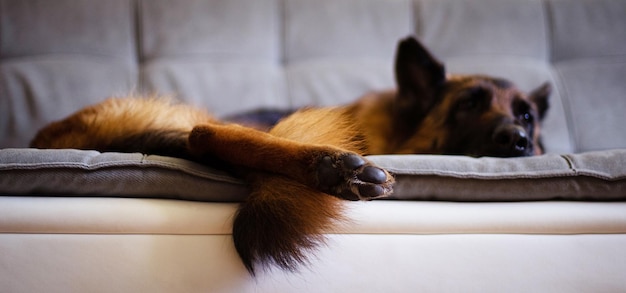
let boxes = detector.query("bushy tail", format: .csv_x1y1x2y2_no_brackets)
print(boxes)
233,172,346,275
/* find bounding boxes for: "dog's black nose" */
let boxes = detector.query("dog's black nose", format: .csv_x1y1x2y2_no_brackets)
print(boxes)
492,124,530,154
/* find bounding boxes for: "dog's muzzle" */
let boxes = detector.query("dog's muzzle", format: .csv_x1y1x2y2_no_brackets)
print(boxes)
492,124,531,156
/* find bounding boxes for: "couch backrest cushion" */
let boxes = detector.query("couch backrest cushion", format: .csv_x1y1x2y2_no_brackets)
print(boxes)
1,0,625,154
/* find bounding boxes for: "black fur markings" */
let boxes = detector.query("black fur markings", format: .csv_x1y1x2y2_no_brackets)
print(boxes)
106,130,192,159
316,153,393,200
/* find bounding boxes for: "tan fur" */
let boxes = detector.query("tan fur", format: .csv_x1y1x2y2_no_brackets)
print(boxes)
31,97,215,150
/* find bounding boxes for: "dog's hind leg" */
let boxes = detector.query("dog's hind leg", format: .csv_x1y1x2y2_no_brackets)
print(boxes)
188,122,394,201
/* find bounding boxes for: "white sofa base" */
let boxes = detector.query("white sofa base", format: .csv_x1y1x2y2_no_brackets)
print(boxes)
2,197,625,293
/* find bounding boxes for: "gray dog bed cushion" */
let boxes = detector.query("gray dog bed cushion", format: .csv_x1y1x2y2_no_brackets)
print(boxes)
1,148,625,201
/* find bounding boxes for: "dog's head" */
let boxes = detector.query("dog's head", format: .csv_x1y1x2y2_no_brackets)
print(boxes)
392,37,551,157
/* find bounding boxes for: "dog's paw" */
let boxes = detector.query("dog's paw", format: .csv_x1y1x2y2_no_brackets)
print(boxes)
315,153,394,201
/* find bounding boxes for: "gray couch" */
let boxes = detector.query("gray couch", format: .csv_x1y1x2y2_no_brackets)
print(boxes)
1,0,626,292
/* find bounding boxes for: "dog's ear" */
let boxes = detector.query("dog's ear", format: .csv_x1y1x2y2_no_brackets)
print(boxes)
394,36,446,128
529,82,551,121
393,37,446,140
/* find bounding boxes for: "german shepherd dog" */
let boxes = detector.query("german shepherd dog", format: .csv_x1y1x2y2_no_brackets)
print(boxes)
31,37,551,274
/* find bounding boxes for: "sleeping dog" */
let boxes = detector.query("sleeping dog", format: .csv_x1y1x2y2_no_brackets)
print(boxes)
31,36,550,274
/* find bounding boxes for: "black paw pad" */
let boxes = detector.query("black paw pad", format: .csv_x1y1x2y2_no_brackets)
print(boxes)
358,184,385,198
357,166,388,184
342,154,365,169
315,153,394,201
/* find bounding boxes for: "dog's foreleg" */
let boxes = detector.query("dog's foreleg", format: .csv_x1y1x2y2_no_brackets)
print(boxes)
188,123,394,200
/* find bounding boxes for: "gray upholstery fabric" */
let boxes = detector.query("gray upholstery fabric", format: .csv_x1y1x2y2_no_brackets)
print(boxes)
284,0,412,62
548,0,626,152
419,0,549,60
140,0,280,61
0,149,248,201
139,0,288,114
1,149,625,201
1,0,135,60
550,0,626,62
370,150,626,200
